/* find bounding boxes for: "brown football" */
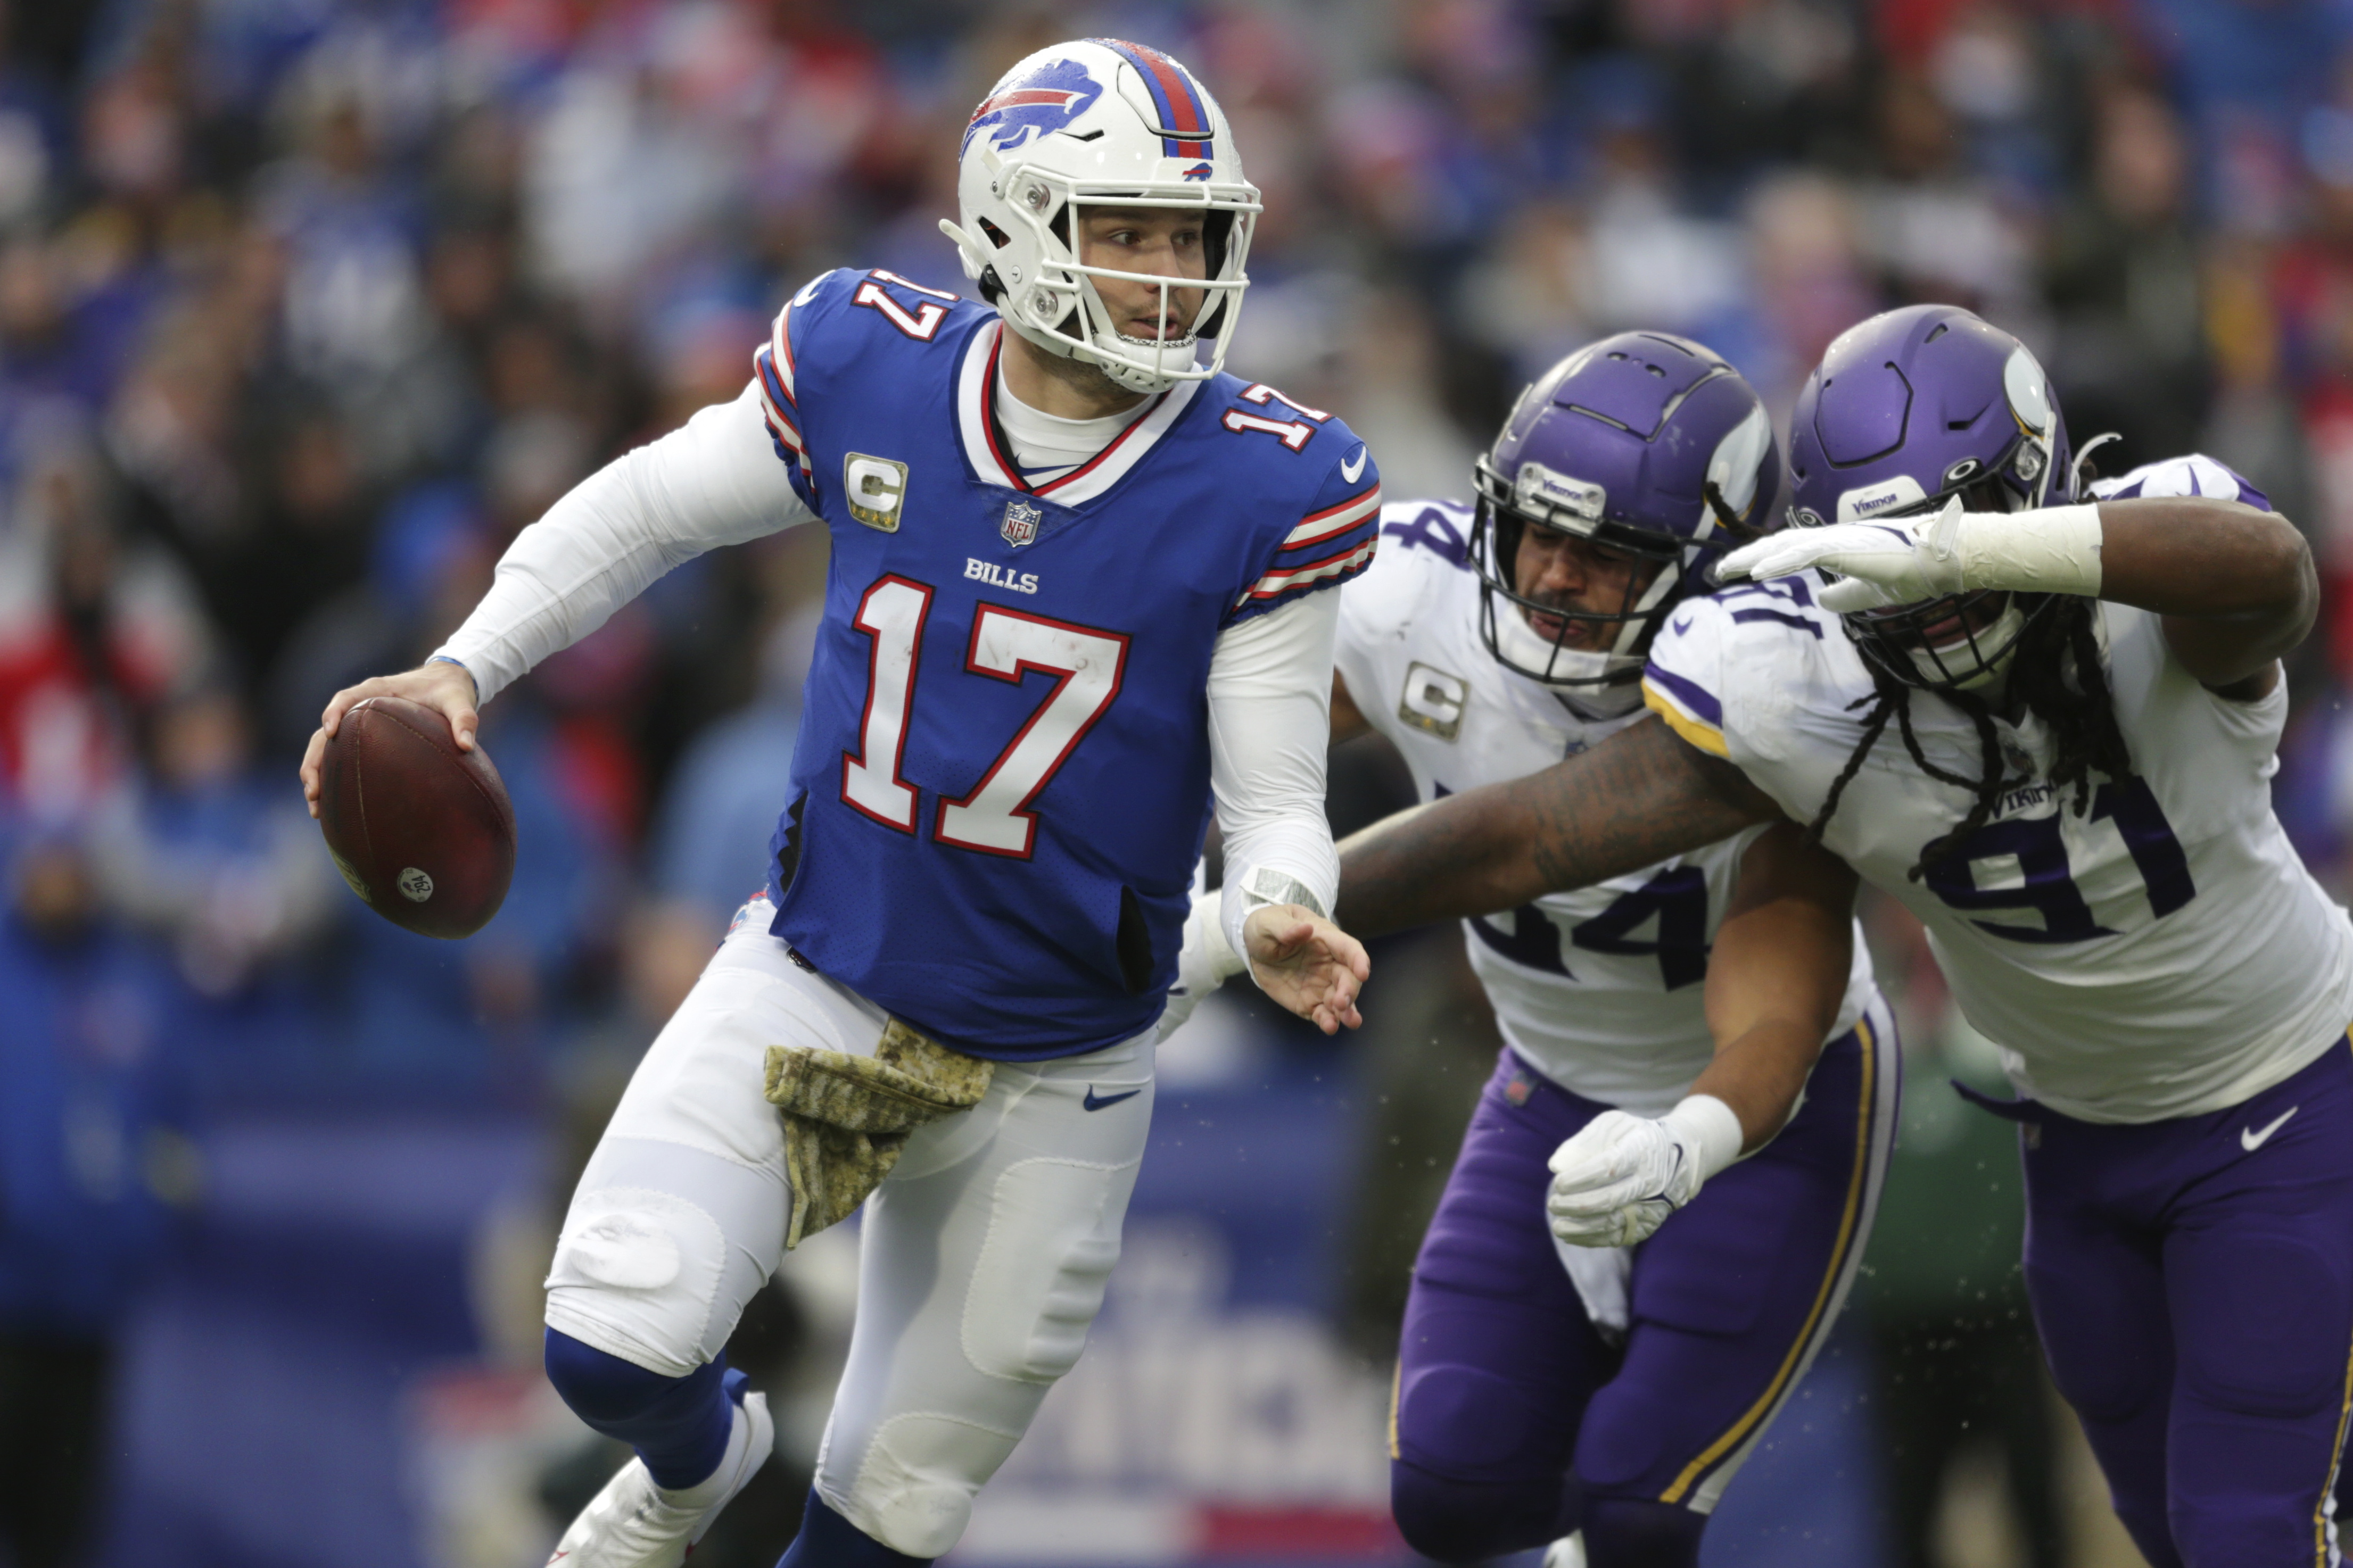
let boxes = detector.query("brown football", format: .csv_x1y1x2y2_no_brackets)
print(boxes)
316,694,516,939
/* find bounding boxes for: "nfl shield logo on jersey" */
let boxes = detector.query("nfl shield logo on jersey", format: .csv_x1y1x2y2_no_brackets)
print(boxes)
1001,500,1042,547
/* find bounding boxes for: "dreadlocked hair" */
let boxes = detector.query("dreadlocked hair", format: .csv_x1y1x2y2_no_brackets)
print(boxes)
1803,596,2137,879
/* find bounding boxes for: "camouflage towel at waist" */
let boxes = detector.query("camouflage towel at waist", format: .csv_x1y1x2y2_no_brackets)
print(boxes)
763,1018,995,1249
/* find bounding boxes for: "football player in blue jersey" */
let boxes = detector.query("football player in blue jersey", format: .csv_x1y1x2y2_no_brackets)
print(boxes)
300,38,1379,1568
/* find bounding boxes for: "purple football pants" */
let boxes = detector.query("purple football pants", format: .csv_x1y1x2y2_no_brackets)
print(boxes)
1390,997,1898,1564
2005,1035,2353,1568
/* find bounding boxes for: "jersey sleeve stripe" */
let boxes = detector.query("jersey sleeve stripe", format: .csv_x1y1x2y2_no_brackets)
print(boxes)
1285,485,1382,547
764,406,806,456
770,302,799,403
754,346,805,460
1269,517,1378,573
1641,676,1729,758
1236,537,1378,605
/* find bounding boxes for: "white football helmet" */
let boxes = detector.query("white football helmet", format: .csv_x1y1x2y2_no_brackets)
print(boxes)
940,38,1260,395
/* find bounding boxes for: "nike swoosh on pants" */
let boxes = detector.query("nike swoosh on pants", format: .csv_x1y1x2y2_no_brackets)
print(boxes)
2241,1105,2298,1151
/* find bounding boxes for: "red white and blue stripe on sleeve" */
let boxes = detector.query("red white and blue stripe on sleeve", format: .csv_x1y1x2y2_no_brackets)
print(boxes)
1231,467,1382,623
753,300,818,508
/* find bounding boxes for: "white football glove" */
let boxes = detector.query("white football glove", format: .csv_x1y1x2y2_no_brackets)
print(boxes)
1152,886,1247,1042
1545,1097,1744,1249
1718,498,1967,612
1717,498,2102,612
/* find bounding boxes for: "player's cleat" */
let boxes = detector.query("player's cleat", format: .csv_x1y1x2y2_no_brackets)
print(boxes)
547,1389,772,1566
1540,1532,1587,1568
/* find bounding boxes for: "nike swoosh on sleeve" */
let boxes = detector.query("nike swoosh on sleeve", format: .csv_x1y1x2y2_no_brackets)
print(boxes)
1340,445,1367,483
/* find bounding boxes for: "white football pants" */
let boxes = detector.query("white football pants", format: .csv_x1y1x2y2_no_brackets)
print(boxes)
544,897,1157,1558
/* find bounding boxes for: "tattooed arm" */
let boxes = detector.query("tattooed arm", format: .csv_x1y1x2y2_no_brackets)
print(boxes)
1334,713,1787,938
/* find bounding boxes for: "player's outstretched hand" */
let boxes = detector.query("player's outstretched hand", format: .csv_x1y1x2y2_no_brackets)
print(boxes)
1716,495,1968,610
1242,904,1370,1035
299,660,480,820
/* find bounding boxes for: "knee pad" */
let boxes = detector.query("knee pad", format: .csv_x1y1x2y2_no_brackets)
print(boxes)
544,1186,729,1378
1389,1457,1574,1564
779,1487,934,1566
2166,1495,2306,1568
2173,1233,2348,1421
960,1157,1127,1384
1394,1358,1568,1475
543,1328,709,1424
838,1411,1021,1559
542,1329,739,1489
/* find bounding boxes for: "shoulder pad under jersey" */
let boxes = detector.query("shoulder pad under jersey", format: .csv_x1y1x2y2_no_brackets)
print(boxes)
2090,452,2272,513
1641,571,1844,760
1338,498,1472,654
753,268,985,507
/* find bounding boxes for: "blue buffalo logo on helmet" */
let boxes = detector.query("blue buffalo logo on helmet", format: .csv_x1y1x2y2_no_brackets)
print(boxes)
1468,332,1779,700
1785,304,2082,691
961,57,1104,157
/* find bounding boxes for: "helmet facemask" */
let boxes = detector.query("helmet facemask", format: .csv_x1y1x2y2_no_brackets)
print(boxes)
994,171,1254,395
1468,452,1697,692
1826,424,2062,692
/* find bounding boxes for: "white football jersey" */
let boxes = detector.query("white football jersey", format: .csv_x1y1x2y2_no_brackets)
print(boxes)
1644,457,2353,1123
1340,499,1875,1114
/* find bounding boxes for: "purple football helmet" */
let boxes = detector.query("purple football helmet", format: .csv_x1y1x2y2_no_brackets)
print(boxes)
1786,304,2080,691
1471,332,1778,694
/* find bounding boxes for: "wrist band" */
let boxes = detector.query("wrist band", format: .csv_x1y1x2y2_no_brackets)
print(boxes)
1198,889,1248,982
1959,502,2103,598
428,654,479,701
1662,1093,1745,1183
1234,867,1330,922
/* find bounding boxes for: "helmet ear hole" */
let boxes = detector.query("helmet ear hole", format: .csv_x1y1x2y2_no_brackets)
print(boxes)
978,217,1012,248
1197,210,1235,336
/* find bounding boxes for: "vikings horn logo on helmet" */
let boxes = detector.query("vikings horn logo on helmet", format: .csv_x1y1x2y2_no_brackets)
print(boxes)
962,58,1104,157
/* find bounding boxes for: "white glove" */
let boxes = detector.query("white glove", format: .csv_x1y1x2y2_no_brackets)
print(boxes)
1545,1096,1744,1248
1153,887,1247,1042
1717,498,2102,612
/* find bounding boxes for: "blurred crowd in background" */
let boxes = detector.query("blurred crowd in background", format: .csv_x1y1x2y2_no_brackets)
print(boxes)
7,0,2353,1564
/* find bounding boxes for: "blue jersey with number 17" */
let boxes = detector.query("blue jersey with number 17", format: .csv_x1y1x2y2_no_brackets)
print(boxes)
750,268,1380,1061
